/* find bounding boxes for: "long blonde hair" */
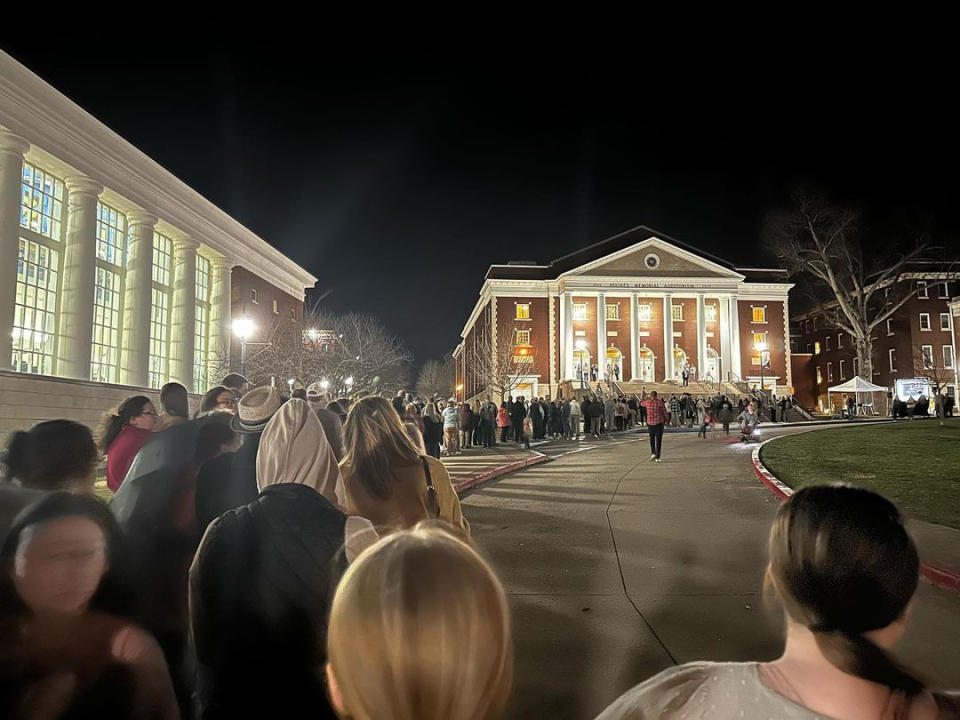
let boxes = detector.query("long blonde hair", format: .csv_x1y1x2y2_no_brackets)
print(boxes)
342,396,422,500
327,523,513,720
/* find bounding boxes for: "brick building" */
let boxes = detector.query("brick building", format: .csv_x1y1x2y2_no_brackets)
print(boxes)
455,226,793,401
790,275,959,411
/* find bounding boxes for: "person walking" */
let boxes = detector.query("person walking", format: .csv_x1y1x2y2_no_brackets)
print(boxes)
697,403,711,439
719,400,735,436
568,396,581,440
442,398,460,455
99,395,158,493
641,391,668,463
587,396,602,438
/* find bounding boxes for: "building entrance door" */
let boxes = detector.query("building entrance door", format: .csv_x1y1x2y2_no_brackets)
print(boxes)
637,345,655,382
605,345,623,383
573,348,591,387
673,346,688,383
704,347,719,383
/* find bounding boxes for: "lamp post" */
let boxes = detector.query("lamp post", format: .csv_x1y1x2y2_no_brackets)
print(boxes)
232,317,256,377
755,341,768,394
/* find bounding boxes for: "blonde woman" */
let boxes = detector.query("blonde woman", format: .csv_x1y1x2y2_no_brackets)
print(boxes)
326,523,512,720
340,396,469,535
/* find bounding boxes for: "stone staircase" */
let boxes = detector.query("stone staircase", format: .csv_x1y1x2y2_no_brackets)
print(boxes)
612,380,744,399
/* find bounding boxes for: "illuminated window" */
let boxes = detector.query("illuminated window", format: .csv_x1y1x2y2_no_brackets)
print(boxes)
941,313,951,331
753,332,767,347
149,232,173,389
814,341,821,355
839,360,846,379
515,329,531,345
917,281,928,299
251,288,258,304
572,303,587,321
919,313,931,331
605,304,620,321
637,303,652,321
752,306,766,323
515,303,530,320
671,304,683,322
272,298,279,314
705,304,717,322
95,202,126,266
944,345,955,369
91,266,121,383
20,163,63,241
194,254,211,391
12,239,58,375
816,366,822,384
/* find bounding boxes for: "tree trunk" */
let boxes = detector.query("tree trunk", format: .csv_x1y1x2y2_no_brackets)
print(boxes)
856,339,872,379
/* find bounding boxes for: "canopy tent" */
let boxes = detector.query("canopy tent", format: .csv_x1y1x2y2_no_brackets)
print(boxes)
827,375,888,416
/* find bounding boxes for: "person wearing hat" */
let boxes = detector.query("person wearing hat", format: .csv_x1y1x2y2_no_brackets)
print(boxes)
307,382,345,461
195,386,283,532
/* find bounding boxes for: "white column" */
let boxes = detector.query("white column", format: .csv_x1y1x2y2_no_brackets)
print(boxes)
169,236,198,390
696,293,707,382
729,296,742,380
563,293,574,381
58,176,103,380
719,294,732,382
596,292,606,381
663,294,674,381
548,292,556,390
208,256,232,383
559,292,567,380
120,211,157,387
630,292,638,381
0,131,29,370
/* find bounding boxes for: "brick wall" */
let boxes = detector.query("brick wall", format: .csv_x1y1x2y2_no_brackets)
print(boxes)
496,296,551,382
738,300,786,382
231,266,304,369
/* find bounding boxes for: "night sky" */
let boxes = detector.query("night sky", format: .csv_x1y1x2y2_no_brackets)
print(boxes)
2,29,956,367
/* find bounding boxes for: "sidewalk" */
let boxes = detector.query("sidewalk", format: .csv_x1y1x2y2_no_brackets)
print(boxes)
440,443,549,493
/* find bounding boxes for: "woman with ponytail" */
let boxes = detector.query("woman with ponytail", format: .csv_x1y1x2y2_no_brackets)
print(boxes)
596,484,958,719
99,395,157,493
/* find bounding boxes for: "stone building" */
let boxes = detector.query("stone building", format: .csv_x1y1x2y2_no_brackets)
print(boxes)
454,226,793,401
0,51,316,434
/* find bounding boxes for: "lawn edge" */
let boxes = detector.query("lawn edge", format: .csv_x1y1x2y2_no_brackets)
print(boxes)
453,450,551,495
752,436,960,596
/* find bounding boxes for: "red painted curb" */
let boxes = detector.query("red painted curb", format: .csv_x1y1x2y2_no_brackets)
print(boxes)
452,452,550,495
751,441,960,596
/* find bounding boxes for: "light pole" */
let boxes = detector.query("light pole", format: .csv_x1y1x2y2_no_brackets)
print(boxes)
755,341,768,394
232,317,256,377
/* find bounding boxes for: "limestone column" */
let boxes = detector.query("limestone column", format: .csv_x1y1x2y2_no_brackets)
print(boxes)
696,293,707,382
663,294,674,381
548,292,556,390
563,292,574,381
208,256,233,383
58,176,102,380
0,131,29,369
729,296,742,380
719,294,732,382
558,292,566,380
169,236,198,390
596,292,607,381
120,211,157,387
629,292,638,381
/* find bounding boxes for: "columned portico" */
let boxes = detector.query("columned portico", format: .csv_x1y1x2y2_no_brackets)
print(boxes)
58,176,103,380
629,292,638,380
120,211,157,387
719,295,732,382
696,294,707,381
0,131,29,370
596,291,607,381
169,236,199,390
728,296,742,380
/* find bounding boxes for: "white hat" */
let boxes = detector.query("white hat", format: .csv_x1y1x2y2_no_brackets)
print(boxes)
230,386,283,433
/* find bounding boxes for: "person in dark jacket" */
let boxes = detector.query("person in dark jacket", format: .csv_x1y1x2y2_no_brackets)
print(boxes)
190,400,347,719
510,397,527,443
421,401,443,459
392,390,406,417
195,387,283,533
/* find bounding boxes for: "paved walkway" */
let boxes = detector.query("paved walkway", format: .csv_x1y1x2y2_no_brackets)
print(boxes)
459,426,960,719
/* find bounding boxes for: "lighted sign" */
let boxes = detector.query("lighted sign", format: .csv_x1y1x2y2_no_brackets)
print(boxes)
895,378,930,403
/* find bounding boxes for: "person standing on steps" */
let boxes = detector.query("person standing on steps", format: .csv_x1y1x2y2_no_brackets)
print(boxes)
641,391,668,463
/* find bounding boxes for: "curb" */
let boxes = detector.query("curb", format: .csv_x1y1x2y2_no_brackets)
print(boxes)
452,451,551,495
750,439,960,596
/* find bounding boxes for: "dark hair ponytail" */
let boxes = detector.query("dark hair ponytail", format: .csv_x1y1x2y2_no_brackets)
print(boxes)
98,395,151,453
768,484,924,695
1,421,98,490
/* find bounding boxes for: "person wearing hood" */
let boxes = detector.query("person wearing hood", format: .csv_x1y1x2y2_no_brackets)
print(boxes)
190,399,348,719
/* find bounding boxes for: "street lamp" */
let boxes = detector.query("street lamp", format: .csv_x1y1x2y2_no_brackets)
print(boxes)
320,379,330,391
345,376,354,388
232,317,256,377
754,341,768,393
287,378,295,395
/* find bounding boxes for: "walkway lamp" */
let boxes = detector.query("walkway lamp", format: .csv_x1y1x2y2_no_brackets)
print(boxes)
232,317,256,377
754,340,768,393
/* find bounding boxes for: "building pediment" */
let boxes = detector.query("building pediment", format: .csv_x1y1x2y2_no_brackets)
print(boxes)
562,237,744,280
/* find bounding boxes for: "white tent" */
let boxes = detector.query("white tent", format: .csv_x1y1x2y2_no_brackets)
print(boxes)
827,375,888,416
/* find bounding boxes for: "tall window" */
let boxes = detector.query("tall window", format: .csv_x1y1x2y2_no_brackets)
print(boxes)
671,304,683,322
920,345,934,369
515,303,530,320
13,240,59,374
938,282,949,299
91,203,126,383
839,360,846,379
572,303,587,321
888,348,896,372
941,313,951,331
917,281,928,299
637,303,652,321
944,346,955,369
853,357,859,376
919,313,931,331
827,362,833,381
705,304,717,322
515,329,530,345
837,333,843,349
814,341,821,355
825,336,831,351
887,318,894,335
752,306,766,323
816,366,822,384
13,163,64,375
753,332,767,347
605,303,620,321
149,232,173,388
194,255,211,391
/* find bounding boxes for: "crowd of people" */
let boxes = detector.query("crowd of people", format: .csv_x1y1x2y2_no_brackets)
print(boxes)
0,373,956,718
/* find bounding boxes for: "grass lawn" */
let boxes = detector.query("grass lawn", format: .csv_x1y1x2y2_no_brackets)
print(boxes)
761,419,960,530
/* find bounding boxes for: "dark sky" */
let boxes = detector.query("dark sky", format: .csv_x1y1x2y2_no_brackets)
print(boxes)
2,29,956,365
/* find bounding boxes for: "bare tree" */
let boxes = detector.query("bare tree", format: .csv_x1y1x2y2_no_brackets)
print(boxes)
768,191,935,378
416,355,456,399
467,324,537,401
913,345,953,393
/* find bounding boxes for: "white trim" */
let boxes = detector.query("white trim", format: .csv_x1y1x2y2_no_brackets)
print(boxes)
558,236,747,280
919,313,931,331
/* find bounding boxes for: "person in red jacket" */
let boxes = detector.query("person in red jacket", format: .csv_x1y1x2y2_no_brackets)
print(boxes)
99,395,158,492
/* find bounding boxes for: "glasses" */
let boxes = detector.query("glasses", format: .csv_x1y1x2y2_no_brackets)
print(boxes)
139,410,158,418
